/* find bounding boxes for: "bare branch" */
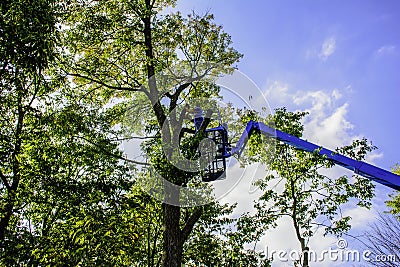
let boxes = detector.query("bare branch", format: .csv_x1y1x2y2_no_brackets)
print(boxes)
68,73,146,92
110,136,157,141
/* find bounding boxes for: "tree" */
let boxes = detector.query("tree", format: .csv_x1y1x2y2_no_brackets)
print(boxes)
15,101,140,266
248,108,375,267
183,202,271,267
386,164,400,214
1,0,269,265
360,165,400,267
0,0,59,246
61,0,242,266
1,1,143,265
0,45,142,265
362,213,400,267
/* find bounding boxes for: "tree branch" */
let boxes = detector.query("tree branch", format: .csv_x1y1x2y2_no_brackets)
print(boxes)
181,206,203,240
110,136,157,141
73,135,150,166
167,72,208,115
68,73,146,92
168,82,192,113
197,109,213,133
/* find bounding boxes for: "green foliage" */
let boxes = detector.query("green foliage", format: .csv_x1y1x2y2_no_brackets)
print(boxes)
61,0,242,187
1,0,63,262
0,0,58,73
231,107,276,166
386,164,400,215
183,203,271,267
0,90,139,265
245,108,376,266
273,107,307,137
1,0,266,265
0,1,141,264
59,0,244,266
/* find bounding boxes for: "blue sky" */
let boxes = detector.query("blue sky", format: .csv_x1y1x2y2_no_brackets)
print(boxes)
173,1,400,266
176,0,400,169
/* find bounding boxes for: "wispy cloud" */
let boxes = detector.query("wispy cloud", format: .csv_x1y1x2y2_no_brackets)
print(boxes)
375,45,396,57
319,37,336,60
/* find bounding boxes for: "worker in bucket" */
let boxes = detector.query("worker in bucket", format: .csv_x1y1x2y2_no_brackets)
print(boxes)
193,106,204,132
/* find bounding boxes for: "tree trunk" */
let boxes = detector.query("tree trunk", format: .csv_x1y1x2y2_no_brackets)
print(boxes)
141,2,204,265
0,93,24,245
0,192,17,243
291,176,309,267
161,181,183,266
160,184,203,267
302,246,309,267
161,203,184,267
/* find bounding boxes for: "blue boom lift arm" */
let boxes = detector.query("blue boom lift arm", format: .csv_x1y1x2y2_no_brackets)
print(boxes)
199,119,400,190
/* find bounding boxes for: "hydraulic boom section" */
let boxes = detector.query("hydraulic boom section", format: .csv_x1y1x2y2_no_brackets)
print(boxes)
198,117,400,190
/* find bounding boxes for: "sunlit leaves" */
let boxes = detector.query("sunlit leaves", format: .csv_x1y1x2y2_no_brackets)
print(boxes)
247,108,375,265
386,164,400,215
0,0,58,74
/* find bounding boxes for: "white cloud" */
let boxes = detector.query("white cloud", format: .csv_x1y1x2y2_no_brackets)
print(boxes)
344,84,353,94
260,217,302,266
290,88,353,149
319,37,336,60
215,160,265,216
332,89,342,100
264,81,291,104
219,81,389,266
263,80,355,149
365,152,383,164
304,102,353,149
343,207,378,230
293,90,332,107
